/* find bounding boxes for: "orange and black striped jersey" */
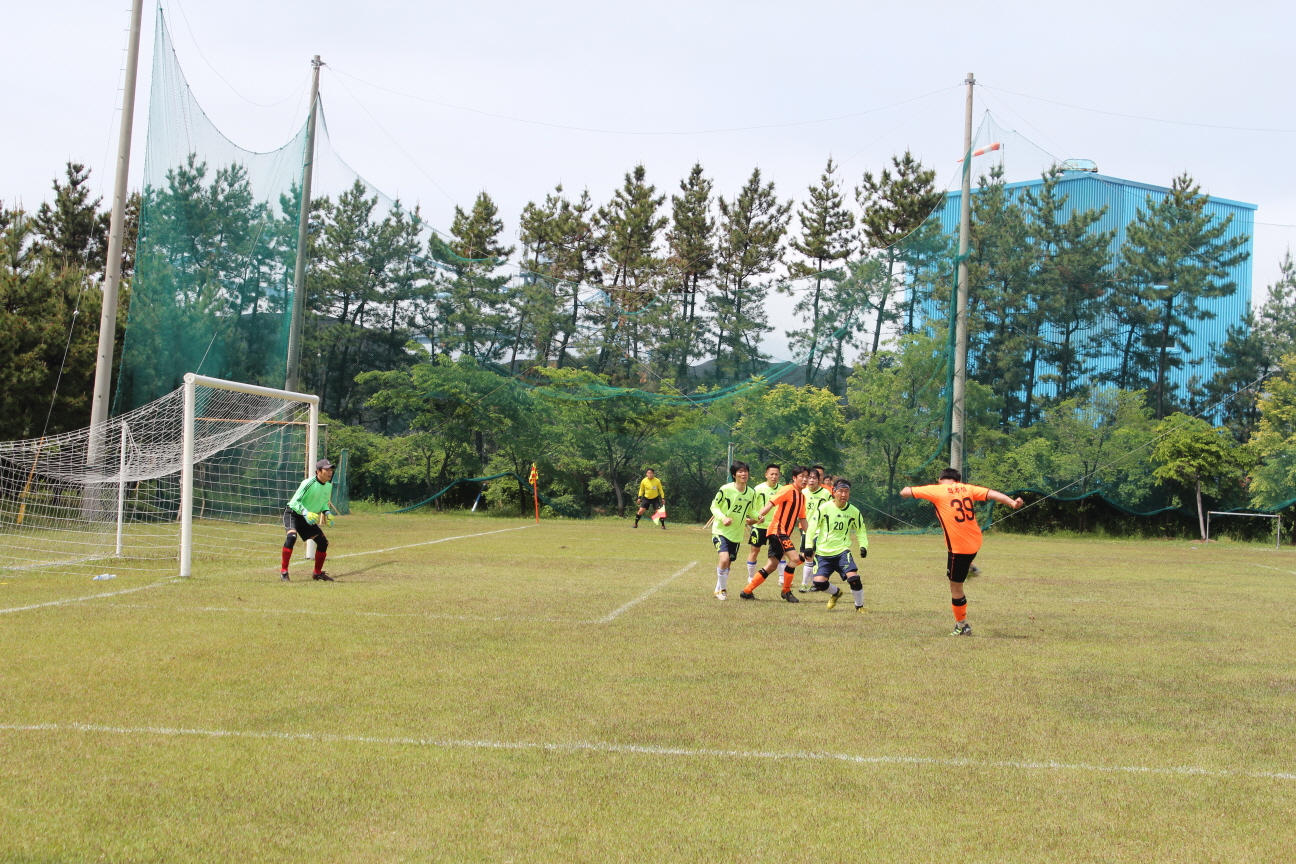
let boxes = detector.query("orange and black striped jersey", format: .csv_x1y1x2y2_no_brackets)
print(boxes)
909,483,991,554
768,485,807,537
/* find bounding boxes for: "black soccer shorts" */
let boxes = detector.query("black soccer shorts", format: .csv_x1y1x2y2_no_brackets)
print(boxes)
815,550,857,580
946,551,978,583
638,495,661,511
283,508,324,542
748,526,768,548
767,533,795,560
712,535,741,559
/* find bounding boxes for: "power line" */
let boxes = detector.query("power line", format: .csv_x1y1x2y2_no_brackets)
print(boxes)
981,85,1296,135
167,0,307,109
328,68,959,137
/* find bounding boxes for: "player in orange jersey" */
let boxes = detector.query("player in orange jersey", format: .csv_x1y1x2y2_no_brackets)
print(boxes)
900,467,1023,635
740,465,810,603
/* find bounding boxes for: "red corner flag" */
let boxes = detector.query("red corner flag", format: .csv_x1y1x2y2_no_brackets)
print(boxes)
529,463,540,524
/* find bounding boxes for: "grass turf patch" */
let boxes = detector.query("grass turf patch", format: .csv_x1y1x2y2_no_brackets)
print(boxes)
1,513,1294,861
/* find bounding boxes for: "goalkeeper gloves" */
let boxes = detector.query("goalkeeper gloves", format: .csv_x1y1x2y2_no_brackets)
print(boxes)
859,547,868,559
324,512,335,528
305,511,320,525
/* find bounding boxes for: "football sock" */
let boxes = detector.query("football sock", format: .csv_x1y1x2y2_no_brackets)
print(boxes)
781,565,796,593
634,515,640,526
851,588,865,606
747,561,757,578
314,550,327,575
801,561,813,586
745,569,768,593
952,596,968,622
828,584,841,596
280,547,292,572
716,567,730,592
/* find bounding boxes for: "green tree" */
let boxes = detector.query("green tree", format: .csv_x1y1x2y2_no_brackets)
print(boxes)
734,383,844,469
1153,412,1252,540
856,150,944,351
517,185,601,369
1247,353,1296,509
710,168,792,379
33,162,110,272
430,191,515,364
1123,173,1249,419
661,163,716,381
785,157,855,385
595,165,666,379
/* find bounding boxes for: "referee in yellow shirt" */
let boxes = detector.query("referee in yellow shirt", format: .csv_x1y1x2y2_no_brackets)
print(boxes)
634,468,666,529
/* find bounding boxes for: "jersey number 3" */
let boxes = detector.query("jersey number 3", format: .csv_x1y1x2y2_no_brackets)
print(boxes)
950,498,975,522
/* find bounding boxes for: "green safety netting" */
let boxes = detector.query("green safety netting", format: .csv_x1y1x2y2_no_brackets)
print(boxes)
386,472,585,519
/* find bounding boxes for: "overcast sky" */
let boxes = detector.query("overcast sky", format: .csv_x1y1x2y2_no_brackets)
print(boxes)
6,0,1295,360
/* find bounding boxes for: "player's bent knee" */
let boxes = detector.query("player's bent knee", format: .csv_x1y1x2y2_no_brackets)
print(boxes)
812,580,829,592
315,534,329,552
847,575,862,591
283,533,297,550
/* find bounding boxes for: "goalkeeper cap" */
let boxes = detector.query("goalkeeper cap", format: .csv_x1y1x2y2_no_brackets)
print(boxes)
316,458,334,471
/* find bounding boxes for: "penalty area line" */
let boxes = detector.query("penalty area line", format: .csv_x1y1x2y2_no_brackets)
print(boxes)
329,524,535,560
1,721,1293,782
593,561,698,623
0,579,178,616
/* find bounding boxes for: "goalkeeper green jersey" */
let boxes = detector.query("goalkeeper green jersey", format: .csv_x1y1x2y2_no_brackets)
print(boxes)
751,481,781,529
803,486,832,540
710,483,755,543
814,502,868,556
287,476,333,516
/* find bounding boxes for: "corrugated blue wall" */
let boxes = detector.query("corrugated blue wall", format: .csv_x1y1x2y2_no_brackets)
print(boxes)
928,172,1255,402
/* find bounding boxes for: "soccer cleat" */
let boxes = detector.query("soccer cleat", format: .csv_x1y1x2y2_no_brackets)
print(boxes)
856,604,869,614
280,571,290,582
739,590,755,600
950,621,973,636
312,571,334,582
969,564,981,577
797,583,812,593
714,589,727,601
826,591,839,610
781,590,799,603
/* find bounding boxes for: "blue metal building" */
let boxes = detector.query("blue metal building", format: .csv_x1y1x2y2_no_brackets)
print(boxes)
929,167,1255,402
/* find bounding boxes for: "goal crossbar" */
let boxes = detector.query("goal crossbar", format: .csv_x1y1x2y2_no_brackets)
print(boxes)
180,374,319,577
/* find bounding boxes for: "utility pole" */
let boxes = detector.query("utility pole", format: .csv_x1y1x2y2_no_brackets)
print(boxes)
949,72,975,473
88,0,145,444
285,55,322,393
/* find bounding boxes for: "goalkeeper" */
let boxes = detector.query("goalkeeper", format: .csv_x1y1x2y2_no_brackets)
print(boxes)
281,458,337,582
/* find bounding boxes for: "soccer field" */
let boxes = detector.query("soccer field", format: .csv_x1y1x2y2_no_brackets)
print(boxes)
2,513,1294,862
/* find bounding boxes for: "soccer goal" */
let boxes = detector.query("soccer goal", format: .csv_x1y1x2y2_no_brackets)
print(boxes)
0,374,318,578
1205,511,1282,549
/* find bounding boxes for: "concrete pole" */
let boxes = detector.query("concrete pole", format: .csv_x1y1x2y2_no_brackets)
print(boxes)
285,56,322,392
950,72,975,473
88,0,145,440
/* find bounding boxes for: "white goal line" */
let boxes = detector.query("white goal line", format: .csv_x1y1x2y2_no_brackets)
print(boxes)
2,721,1291,782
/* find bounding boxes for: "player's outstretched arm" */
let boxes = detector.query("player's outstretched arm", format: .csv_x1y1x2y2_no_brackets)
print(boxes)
987,489,1025,509
899,486,913,499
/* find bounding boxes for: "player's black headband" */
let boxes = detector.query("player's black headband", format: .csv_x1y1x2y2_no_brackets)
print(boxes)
833,480,852,490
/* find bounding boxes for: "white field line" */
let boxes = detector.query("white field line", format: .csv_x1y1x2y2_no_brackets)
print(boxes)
593,561,697,623
103,603,571,624
328,524,534,560
1,721,1292,782
0,579,177,615
1250,563,1296,575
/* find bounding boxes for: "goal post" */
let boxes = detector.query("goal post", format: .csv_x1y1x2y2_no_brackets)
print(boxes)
179,374,318,577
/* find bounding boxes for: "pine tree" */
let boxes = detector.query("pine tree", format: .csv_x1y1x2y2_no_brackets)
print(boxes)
1025,167,1113,404
710,168,792,379
595,165,666,379
1123,173,1249,419
785,157,855,386
662,164,715,381
430,191,515,365
518,186,601,368
33,162,110,272
857,151,944,349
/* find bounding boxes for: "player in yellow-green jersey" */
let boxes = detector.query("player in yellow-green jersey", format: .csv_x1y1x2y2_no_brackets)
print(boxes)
810,478,870,613
710,461,755,600
797,465,833,591
745,464,783,580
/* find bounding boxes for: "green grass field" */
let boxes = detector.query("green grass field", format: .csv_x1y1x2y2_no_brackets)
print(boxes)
2,513,1295,862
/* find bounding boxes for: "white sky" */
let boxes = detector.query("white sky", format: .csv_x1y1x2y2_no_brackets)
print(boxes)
6,0,1295,362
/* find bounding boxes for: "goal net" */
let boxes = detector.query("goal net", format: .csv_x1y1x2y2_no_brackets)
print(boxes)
0,375,318,578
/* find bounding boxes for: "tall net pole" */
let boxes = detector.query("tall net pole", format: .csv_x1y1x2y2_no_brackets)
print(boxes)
285,56,322,393
89,0,145,447
950,72,975,472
